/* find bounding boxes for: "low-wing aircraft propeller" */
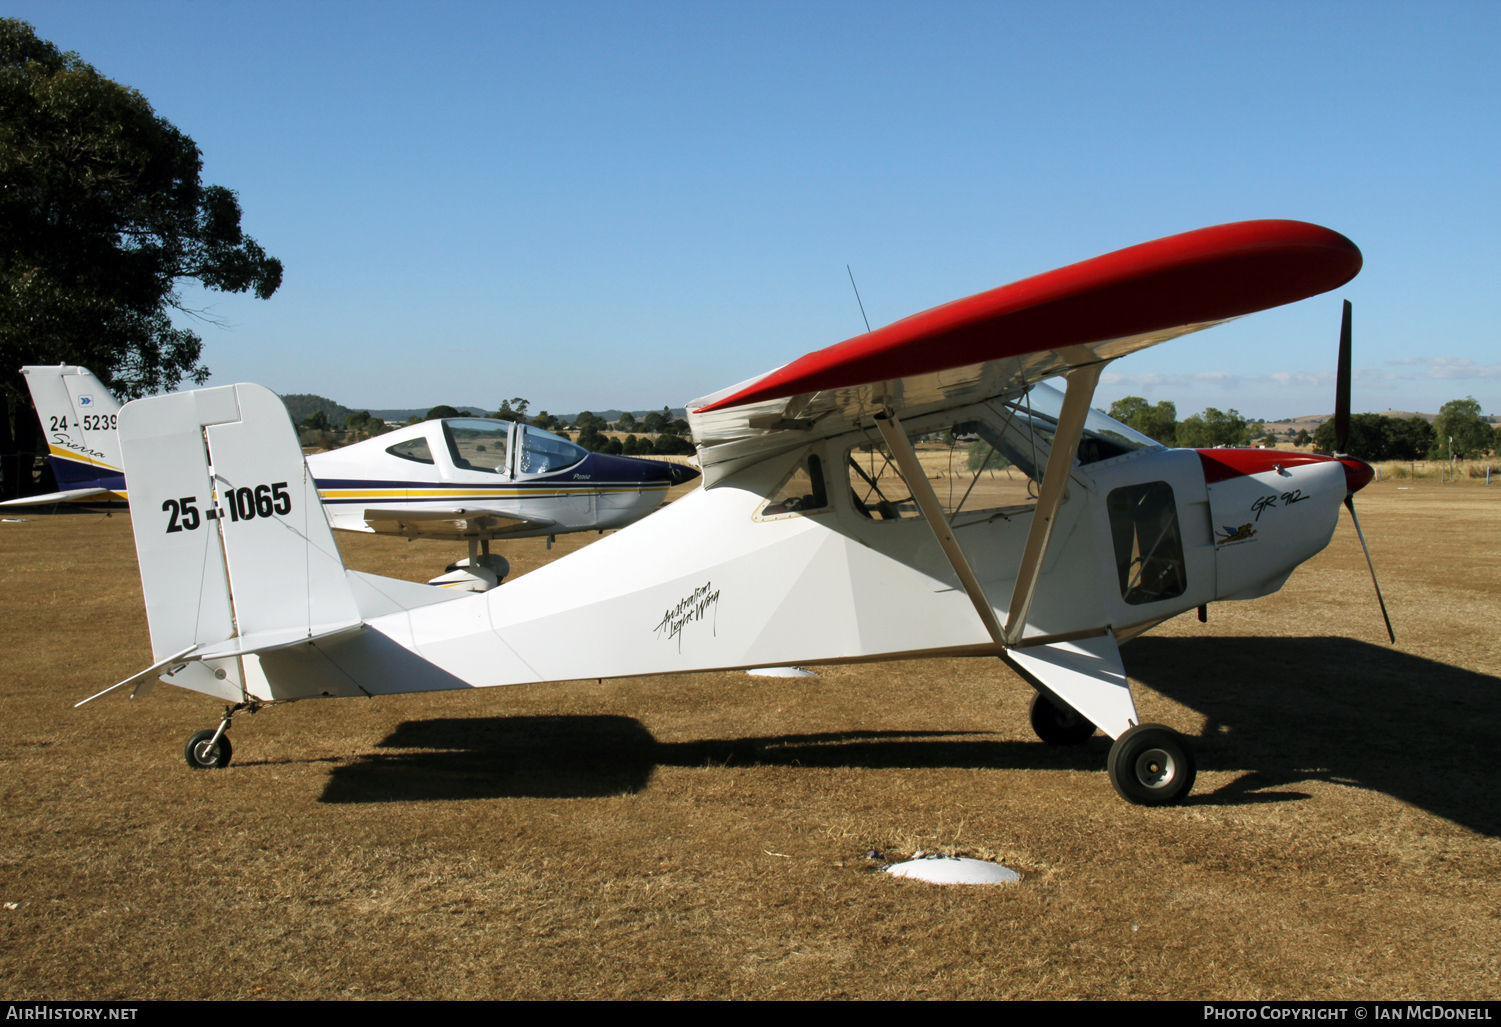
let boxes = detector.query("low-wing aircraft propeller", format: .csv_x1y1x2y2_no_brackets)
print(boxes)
1331,300,1397,643
3,368,699,590
80,219,1387,808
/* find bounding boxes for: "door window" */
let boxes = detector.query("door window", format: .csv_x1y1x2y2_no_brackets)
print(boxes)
442,418,512,474
1107,481,1188,605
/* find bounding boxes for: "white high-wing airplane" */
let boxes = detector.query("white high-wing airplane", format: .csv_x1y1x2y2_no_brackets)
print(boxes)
5,367,699,589
85,219,1381,806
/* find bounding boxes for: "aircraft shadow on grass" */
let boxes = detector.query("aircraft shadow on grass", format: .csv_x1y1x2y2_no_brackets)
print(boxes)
319,638,1501,836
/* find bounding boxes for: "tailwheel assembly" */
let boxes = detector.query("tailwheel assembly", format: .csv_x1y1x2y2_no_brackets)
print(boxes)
182,701,265,769
184,728,232,769
1107,723,1196,805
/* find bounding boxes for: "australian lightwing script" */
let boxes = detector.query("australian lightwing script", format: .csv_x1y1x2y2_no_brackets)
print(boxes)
654,582,721,651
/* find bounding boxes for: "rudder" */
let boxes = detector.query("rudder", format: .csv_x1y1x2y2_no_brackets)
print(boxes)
118,384,362,700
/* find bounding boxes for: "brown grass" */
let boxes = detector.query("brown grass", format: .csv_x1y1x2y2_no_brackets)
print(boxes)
1371,459,1498,481
1,480,1499,999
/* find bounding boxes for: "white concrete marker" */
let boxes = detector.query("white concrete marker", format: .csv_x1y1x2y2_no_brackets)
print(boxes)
746,667,818,677
886,855,1020,885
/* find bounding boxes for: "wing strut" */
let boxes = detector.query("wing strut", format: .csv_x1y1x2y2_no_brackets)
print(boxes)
874,411,1006,648
1002,361,1106,644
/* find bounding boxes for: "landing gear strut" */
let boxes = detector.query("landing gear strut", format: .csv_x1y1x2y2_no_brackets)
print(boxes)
183,702,257,769
1107,723,1196,805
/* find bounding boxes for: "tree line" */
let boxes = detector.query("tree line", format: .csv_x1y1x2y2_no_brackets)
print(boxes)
1108,396,1498,459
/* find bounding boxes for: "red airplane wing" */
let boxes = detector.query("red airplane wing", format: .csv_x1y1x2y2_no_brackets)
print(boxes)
695,220,1360,415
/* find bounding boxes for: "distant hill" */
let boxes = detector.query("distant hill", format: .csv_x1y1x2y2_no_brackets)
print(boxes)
366,406,489,422
280,394,361,426
558,408,688,423
1264,410,1441,430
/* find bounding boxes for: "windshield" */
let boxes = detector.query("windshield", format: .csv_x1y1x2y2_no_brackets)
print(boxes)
517,425,586,475
989,382,1163,475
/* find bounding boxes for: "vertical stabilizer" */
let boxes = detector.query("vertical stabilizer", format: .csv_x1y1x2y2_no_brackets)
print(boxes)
20,365,126,494
119,385,362,697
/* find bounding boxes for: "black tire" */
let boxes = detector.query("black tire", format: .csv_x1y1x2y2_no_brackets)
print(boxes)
1107,724,1195,806
184,729,233,769
1029,693,1096,745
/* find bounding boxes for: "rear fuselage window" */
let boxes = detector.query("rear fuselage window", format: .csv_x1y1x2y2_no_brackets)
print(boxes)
1107,481,1187,605
386,438,434,464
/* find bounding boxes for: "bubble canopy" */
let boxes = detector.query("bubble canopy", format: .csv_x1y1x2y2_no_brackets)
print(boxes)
439,418,586,476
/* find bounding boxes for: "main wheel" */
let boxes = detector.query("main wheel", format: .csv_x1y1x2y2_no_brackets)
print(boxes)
1107,724,1195,806
184,729,233,769
1029,693,1097,745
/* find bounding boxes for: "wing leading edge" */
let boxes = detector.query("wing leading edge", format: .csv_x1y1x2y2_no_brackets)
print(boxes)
687,220,1361,481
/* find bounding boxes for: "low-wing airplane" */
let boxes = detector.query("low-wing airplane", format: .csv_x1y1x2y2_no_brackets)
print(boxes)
5,366,699,590
84,219,1383,807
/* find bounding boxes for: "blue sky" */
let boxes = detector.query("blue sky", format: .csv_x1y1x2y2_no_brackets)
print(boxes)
10,1,1500,419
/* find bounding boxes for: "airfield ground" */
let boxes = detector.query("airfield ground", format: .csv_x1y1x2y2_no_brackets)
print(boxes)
1,479,1498,1000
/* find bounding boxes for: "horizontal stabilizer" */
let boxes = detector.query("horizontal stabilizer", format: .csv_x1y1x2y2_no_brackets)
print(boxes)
0,487,113,507
345,569,471,619
191,623,366,661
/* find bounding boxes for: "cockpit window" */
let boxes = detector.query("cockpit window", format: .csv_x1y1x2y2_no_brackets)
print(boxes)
517,426,586,475
443,418,512,474
848,414,1041,522
386,437,434,464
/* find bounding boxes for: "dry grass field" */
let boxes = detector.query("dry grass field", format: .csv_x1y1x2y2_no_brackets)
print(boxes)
1,478,1499,1000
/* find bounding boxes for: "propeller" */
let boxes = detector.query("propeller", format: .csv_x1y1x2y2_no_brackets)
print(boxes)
1333,300,1396,643
1335,299,1352,454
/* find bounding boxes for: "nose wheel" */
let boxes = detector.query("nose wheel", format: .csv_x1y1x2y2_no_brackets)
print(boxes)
1107,723,1195,805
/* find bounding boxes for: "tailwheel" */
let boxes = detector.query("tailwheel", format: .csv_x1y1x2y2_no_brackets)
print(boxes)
184,729,233,769
1107,724,1195,806
1029,692,1097,745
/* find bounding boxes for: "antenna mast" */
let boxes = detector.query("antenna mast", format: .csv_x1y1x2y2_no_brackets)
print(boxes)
846,265,872,333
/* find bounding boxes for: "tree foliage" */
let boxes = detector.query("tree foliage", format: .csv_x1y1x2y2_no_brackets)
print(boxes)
0,19,282,402
1313,413,1434,460
1175,407,1252,448
492,397,530,422
1107,396,1178,446
1433,397,1496,459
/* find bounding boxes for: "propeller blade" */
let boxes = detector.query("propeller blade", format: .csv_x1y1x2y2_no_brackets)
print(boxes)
1343,494,1395,644
1334,300,1352,454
